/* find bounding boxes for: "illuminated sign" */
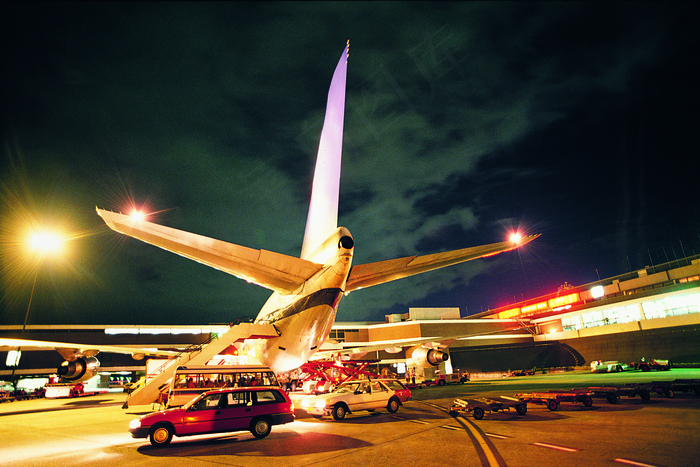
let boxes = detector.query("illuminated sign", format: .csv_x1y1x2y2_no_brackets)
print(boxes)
521,301,548,315
492,292,584,319
497,308,521,319
548,293,581,309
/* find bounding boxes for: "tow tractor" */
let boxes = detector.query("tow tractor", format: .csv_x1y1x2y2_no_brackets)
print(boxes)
422,371,470,387
295,360,382,394
449,396,527,420
515,389,595,411
633,358,671,371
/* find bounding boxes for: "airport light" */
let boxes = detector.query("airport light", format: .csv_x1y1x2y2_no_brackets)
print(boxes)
129,209,146,222
28,230,64,255
509,232,523,245
12,227,67,387
591,285,605,299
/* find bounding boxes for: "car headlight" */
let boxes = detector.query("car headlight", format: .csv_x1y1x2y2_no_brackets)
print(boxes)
314,400,327,409
129,419,141,430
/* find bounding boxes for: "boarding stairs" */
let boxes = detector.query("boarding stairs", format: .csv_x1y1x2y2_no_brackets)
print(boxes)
122,322,278,408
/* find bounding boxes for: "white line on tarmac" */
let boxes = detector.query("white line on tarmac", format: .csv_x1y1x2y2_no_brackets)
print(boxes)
614,459,659,467
533,442,579,452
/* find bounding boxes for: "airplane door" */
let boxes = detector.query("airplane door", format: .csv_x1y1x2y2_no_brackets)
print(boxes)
216,391,254,432
181,393,223,435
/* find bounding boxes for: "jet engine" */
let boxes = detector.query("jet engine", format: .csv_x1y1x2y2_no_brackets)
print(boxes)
57,356,100,382
409,347,449,368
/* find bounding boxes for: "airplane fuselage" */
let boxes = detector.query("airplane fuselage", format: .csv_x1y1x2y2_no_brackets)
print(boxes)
252,227,354,373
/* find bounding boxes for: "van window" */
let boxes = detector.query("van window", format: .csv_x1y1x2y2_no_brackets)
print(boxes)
254,390,285,404
224,391,252,407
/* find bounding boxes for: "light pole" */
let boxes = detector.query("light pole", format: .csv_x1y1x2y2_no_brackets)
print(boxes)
10,230,65,390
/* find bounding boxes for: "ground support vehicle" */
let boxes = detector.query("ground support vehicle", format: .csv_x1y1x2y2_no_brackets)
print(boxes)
297,360,381,394
590,361,631,373
572,385,651,403
422,372,469,386
515,389,595,411
449,396,527,420
129,386,294,446
168,365,279,407
638,379,700,398
633,358,671,371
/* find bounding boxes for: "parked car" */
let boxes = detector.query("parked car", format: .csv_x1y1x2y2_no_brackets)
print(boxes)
377,379,412,402
129,386,294,446
299,379,404,420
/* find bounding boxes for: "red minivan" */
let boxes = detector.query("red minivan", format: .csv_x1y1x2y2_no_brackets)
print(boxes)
129,386,295,446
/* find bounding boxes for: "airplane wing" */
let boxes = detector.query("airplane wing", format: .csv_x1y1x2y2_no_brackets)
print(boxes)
96,208,323,294
312,335,457,358
345,234,540,292
0,338,178,360
312,325,534,360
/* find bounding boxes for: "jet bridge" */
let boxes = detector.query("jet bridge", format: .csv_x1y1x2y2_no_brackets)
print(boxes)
122,322,278,408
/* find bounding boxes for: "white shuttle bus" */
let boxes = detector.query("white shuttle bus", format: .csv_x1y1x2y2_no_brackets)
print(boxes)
168,365,279,407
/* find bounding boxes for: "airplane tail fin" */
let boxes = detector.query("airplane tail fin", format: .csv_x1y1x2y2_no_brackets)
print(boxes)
300,42,349,260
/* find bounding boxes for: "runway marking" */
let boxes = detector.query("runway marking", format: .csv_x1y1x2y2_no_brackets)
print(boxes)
416,400,505,467
614,459,659,467
408,419,430,425
460,417,504,467
533,442,579,452
484,432,511,439
439,425,461,431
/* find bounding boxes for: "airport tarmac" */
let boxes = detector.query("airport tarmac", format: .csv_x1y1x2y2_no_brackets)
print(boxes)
1,368,699,467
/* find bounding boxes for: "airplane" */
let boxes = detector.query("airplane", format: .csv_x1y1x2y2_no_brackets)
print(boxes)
95,41,539,375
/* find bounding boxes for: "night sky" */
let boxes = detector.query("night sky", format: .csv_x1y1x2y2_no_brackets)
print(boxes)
2,2,698,326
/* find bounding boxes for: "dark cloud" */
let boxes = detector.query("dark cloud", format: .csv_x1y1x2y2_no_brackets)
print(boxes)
1,2,698,325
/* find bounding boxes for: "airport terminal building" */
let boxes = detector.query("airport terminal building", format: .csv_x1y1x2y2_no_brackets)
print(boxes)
2,255,699,385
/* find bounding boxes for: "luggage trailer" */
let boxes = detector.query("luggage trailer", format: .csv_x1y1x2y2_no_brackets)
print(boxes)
515,389,595,411
449,396,528,420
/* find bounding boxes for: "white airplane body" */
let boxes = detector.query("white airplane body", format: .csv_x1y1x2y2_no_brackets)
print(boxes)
6,43,538,379
96,43,537,373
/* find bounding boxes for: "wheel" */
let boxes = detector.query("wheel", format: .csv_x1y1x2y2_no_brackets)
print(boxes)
250,417,272,438
438,379,446,386
606,393,618,404
387,397,400,413
516,404,527,415
547,400,558,411
332,403,347,420
640,389,651,401
584,396,593,407
473,407,485,420
665,389,675,399
149,424,173,447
